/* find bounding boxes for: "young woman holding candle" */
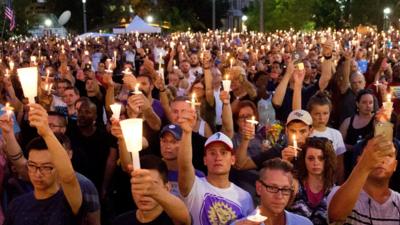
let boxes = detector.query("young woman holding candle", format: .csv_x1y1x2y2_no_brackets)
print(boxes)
288,137,337,225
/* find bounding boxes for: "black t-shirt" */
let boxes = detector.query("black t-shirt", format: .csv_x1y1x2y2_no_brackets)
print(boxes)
69,127,117,191
192,131,207,174
273,83,319,123
112,210,175,225
4,190,81,225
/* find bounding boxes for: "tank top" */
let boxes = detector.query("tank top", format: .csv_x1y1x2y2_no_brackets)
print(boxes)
345,115,374,146
198,119,206,137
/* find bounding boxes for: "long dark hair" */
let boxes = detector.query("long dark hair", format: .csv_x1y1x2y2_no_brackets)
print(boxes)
297,137,337,191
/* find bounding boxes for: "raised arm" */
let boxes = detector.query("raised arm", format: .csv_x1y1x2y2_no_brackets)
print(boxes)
220,90,234,138
28,104,82,215
338,50,352,94
177,108,196,197
0,114,28,180
292,68,305,110
319,39,334,91
234,122,257,170
272,60,294,107
131,169,191,225
328,136,393,222
203,51,215,107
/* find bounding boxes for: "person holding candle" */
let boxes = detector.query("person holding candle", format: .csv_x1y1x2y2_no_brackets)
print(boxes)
327,135,399,225
177,107,254,225
228,66,257,114
112,155,191,225
234,109,313,170
3,103,83,225
231,158,312,225
288,137,337,225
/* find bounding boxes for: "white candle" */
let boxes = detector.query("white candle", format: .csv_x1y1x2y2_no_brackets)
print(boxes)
110,103,122,120
17,67,38,103
247,208,268,223
191,93,196,109
222,74,231,92
297,62,304,71
45,83,53,95
375,80,380,93
120,118,142,170
113,50,117,62
246,116,259,125
9,61,14,71
230,58,234,68
292,134,298,149
133,83,142,95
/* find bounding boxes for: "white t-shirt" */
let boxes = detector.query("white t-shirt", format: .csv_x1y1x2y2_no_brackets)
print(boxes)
184,176,254,225
231,209,313,225
311,127,346,155
327,186,400,225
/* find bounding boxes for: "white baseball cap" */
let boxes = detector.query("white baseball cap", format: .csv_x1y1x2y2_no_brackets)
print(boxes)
204,132,233,152
286,109,313,126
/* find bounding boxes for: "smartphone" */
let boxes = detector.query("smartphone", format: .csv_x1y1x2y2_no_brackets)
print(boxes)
374,121,393,142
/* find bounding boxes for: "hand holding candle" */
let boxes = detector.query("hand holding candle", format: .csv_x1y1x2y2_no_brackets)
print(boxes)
2,103,14,121
383,93,393,118
133,83,142,95
246,116,259,125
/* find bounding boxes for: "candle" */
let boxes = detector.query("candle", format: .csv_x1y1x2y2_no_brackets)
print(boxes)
113,50,117,62
159,68,165,82
297,62,304,71
292,134,298,149
9,61,14,71
120,118,143,170
383,93,393,119
375,80,380,93
105,63,113,73
230,58,234,68
2,102,14,120
191,93,196,109
246,116,259,125
110,103,122,120
30,56,37,65
247,208,268,223
133,83,142,95
17,67,38,103
222,74,231,92
123,68,133,76
5,69,10,78
45,83,53,95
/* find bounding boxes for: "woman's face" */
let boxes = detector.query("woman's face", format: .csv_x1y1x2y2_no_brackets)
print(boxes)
310,104,330,128
192,82,205,98
305,147,325,176
357,94,374,115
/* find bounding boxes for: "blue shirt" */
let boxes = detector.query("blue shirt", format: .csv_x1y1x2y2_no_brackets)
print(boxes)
0,104,20,135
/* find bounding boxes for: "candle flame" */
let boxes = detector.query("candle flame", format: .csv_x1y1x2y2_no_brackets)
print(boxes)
387,93,392,102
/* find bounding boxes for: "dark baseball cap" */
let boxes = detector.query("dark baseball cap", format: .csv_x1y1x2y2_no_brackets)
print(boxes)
160,124,182,140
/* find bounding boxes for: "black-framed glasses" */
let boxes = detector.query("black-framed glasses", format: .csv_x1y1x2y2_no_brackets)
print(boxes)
258,180,293,196
27,163,54,175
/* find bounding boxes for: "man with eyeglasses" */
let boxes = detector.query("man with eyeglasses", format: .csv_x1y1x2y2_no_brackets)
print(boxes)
232,158,312,225
3,103,83,225
328,135,400,224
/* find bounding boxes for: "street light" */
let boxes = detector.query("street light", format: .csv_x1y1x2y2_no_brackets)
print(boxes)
82,0,87,33
44,19,52,27
146,16,154,24
241,15,248,32
383,7,391,31
242,15,248,22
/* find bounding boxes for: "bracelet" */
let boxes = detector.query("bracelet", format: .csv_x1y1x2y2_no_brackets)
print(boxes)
8,151,23,161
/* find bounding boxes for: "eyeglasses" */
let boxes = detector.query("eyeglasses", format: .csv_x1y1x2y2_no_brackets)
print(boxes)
238,115,253,121
27,163,54,175
49,123,65,128
258,180,293,196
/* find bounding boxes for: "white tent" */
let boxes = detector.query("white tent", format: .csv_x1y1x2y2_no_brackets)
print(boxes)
77,32,116,40
124,16,161,33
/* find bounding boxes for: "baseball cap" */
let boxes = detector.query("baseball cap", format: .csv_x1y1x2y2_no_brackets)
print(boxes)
160,124,182,140
204,132,233,152
286,109,313,126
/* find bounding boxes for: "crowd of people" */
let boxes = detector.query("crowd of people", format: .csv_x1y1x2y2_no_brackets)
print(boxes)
0,26,398,225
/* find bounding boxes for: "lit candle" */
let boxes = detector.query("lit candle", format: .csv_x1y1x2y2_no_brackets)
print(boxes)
292,134,298,149
375,80,380,93
110,103,122,120
120,118,143,170
383,93,393,119
222,74,231,92
230,58,234,68
159,68,165,82
297,62,304,71
247,208,268,223
2,102,14,120
17,67,38,103
246,116,259,125
191,93,196,109
133,83,142,95
113,50,117,62
9,61,14,71
5,69,10,78
45,83,53,95
30,56,37,65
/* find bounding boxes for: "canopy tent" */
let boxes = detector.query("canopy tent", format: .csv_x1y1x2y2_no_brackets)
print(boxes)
77,32,116,40
124,16,161,33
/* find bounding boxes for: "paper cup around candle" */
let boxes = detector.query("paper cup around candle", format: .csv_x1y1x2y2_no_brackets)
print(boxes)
120,118,143,170
222,80,231,92
17,67,38,103
297,62,304,71
110,103,122,120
